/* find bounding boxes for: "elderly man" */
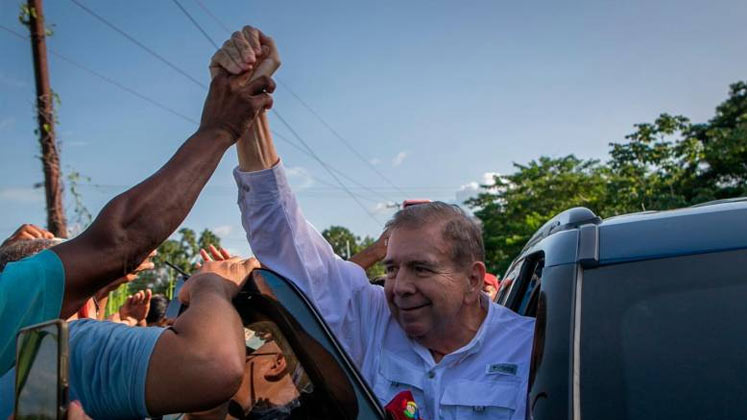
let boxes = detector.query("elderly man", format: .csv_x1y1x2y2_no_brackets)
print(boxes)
214,27,535,419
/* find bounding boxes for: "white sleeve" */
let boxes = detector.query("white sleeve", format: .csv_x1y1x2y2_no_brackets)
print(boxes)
233,162,388,364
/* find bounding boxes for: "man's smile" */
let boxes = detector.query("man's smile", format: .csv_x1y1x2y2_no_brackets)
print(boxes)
399,302,431,312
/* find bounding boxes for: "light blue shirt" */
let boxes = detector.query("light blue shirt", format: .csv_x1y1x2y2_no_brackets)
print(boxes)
68,319,165,420
234,163,536,420
0,250,65,375
0,320,164,420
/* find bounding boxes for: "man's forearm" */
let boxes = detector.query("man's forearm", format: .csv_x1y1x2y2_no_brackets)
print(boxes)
55,128,234,317
237,112,279,172
349,246,381,271
145,274,245,414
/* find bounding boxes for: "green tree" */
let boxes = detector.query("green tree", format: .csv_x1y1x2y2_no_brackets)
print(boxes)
322,225,361,259
131,227,222,298
468,80,747,277
692,81,747,198
467,155,610,275
321,226,386,280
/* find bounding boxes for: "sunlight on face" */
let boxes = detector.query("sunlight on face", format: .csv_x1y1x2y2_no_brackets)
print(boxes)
383,223,471,342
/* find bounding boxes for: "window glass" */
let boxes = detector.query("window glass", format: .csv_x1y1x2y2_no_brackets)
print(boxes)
498,260,523,305
230,320,314,419
517,257,544,315
580,249,747,419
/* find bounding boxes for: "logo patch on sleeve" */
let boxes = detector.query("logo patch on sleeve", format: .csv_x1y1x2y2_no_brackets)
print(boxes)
486,363,518,376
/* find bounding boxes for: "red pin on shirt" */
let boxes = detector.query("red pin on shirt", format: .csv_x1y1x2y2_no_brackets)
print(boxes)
385,390,423,420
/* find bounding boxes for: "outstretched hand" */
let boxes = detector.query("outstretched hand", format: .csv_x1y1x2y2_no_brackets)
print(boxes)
119,289,152,326
199,69,275,141
179,246,260,304
209,25,280,78
1,223,54,248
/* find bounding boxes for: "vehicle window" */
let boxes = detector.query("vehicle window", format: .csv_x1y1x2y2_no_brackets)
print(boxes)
500,253,544,315
230,320,314,419
497,260,523,305
517,256,544,315
236,269,385,420
579,248,747,419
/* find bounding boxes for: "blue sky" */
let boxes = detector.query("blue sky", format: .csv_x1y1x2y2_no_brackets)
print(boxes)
2,0,746,255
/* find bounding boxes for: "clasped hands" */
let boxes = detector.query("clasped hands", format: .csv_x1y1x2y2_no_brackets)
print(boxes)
199,26,280,141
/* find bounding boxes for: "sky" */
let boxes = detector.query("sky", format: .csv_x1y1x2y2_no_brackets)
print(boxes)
1,0,746,256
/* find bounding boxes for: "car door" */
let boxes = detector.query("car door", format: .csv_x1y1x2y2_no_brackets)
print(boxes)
230,268,388,420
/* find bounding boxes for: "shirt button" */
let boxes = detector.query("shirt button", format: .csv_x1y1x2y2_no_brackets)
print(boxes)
428,371,435,379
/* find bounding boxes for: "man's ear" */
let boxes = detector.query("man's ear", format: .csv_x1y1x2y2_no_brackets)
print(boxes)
264,354,287,382
466,261,487,301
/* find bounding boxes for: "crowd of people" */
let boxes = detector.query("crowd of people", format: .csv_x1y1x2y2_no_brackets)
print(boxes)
0,25,531,420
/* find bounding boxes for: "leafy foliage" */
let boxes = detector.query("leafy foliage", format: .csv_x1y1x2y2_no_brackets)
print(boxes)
468,81,747,276
321,225,385,279
131,227,222,298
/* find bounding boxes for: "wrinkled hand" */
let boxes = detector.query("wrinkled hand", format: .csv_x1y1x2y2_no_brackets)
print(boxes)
119,289,152,326
349,229,390,270
96,250,157,301
1,223,54,247
209,25,280,78
372,229,391,259
199,68,275,141
179,246,260,304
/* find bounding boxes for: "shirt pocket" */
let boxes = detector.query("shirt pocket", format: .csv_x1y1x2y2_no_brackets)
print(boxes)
373,353,426,410
440,379,519,420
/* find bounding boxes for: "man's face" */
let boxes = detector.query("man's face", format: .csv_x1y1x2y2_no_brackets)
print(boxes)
383,222,472,344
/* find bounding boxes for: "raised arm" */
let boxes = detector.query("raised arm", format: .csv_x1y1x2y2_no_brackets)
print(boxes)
52,69,275,318
214,27,387,364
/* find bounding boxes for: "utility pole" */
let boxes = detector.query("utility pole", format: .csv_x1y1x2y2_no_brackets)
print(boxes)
27,0,67,237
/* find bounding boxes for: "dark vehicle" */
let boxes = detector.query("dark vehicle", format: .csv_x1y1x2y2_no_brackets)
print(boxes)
495,198,747,420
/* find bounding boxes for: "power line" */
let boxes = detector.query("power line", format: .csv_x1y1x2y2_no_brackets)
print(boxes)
179,2,407,199
1,25,390,208
192,0,233,33
2,24,389,207
167,4,388,222
271,130,395,203
170,0,219,50
0,24,198,125
272,110,382,224
278,80,408,197
69,0,207,90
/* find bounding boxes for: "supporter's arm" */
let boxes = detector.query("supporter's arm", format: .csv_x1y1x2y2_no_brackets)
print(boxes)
145,256,259,415
0,224,53,248
349,229,389,271
69,257,259,418
51,71,275,318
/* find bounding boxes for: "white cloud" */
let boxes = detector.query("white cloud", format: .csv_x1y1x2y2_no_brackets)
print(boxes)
372,201,397,213
212,225,234,238
455,172,502,203
456,182,481,203
285,166,314,190
369,158,381,166
0,187,43,203
392,151,408,167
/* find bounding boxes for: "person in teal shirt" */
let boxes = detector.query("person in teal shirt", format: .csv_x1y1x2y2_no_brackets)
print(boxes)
0,249,65,374
0,62,276,375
